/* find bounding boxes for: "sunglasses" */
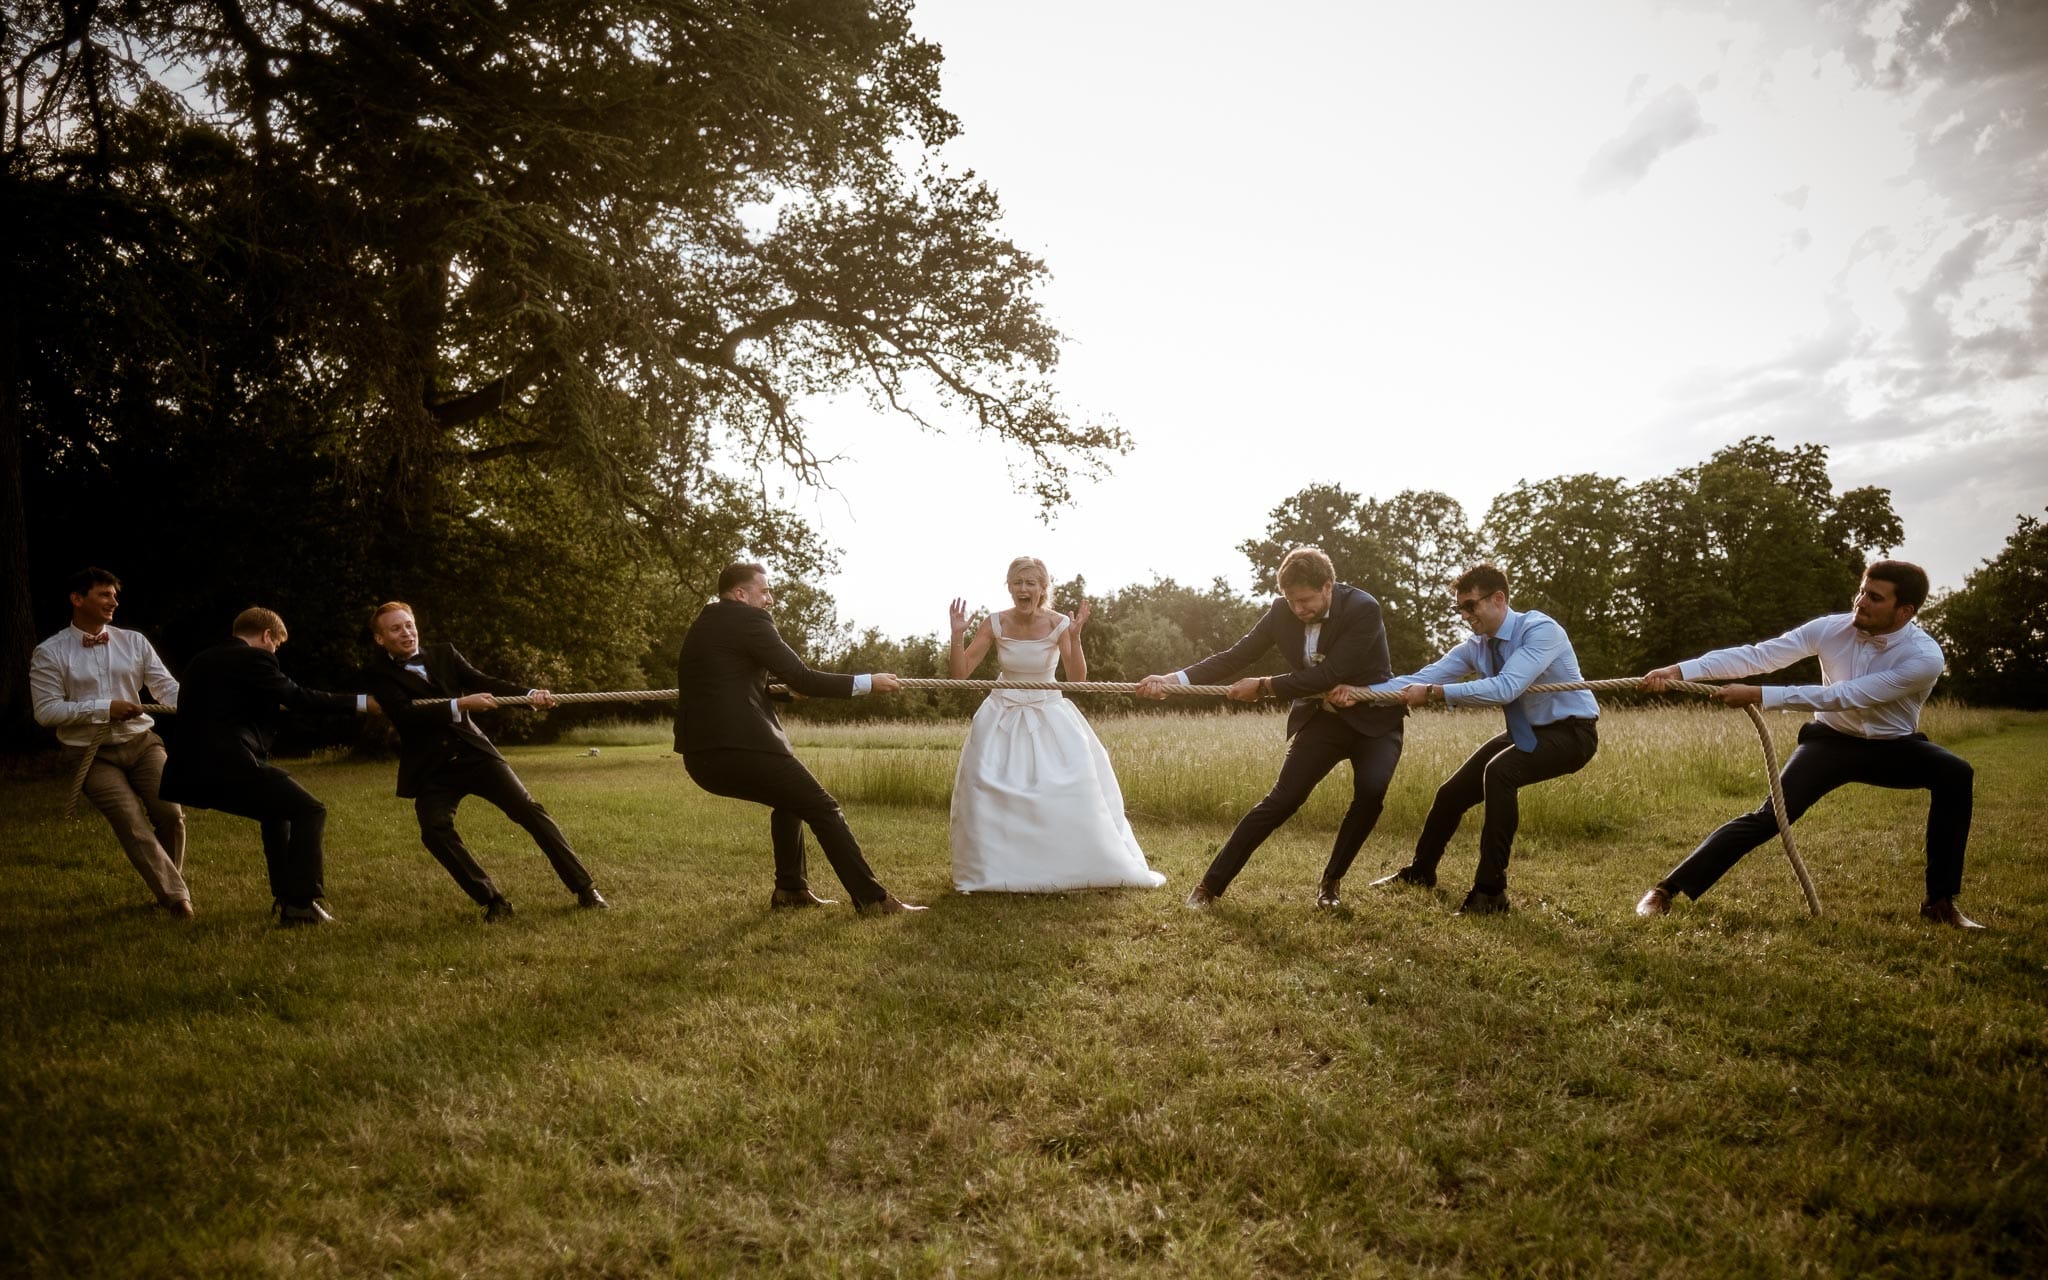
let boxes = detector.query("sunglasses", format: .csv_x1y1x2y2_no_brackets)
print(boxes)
1455,598,1483,616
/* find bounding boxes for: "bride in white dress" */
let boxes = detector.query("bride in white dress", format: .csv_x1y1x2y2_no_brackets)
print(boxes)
947,557,1166,893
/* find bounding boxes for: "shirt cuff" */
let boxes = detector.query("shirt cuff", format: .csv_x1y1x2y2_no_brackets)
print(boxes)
92,699,111,724
355,694,368,714
449,700,462,722
1760,687,1790,710
1174,672,1190,686
1677,660,1704,681
852,674,872,695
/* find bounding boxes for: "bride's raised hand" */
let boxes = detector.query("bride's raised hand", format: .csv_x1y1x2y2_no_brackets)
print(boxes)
1067,600,1092,633
949,597,971,638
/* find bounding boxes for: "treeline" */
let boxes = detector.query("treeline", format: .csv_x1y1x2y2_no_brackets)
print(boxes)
789,440,2048,721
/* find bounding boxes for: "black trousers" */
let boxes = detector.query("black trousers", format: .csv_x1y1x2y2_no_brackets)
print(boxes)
1663,721,1974,901
201,766,328,906
1202,712,1404,895
414,755,592,905
1410,718,1599,894
684,748,887,907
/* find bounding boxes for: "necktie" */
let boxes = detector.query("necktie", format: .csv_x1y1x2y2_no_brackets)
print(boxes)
80,631,111,648
1489,636,1537,752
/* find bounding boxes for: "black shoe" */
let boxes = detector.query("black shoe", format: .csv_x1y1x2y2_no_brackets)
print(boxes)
1184,883,1219,911
1456,888,1510,916
1371,865,1437,890
1315,878,1344,909
577,888,610,910
770,887,837,909
276,900,333,928
484,896,515,923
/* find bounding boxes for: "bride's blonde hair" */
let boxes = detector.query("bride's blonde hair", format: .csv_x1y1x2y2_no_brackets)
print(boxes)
1006,556,1050,606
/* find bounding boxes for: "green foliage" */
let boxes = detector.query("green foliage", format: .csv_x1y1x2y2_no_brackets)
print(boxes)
1924,509,2048,708
1628,437,1899,667
1240,485,1481,672
4,0,1123,724
1482,473,1637,676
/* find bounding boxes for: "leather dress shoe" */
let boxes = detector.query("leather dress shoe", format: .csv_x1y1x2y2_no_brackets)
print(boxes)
483,896,515,923
1920,896,1985,929
1456,888,1510,916
577,887,611,910
856,893,927,916
1635,886,1672,918
1370,865,1436,890
276,900,334,927
1184,883,1219,911
1315,878,1344,909
770,887,837,909
163,899,197,921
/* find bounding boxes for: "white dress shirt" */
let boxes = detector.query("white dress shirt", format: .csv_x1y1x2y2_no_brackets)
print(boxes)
1679,613,1944,740
29,625,180,748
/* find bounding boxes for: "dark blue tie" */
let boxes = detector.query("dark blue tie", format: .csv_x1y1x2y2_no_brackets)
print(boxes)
1489,636,1537,752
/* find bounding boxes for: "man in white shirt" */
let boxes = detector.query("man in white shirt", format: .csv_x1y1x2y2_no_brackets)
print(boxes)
28,567,191,918
1635,560,1980,928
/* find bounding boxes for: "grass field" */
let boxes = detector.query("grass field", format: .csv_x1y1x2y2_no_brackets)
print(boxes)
3,704,2044,1277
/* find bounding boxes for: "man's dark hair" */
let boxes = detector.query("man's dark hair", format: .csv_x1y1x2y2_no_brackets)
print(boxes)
1865,560,1929,610
718,562,768,596
1453,563,1510,599
65,566,121,598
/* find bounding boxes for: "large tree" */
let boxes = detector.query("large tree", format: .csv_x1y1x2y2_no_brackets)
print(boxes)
1240,485,1480,672
1480,473,1636,677
1923,509,2048,709
2,0,1123,733
1628,437,1901,667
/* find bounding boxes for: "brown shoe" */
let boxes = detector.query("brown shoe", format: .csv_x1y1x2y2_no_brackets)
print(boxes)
1920,897,1985,929
857,894,927,916
1635,886,1672,918
1184,883,1218,911
770,887,837,910
1315,878,1343,909
163,899,196,921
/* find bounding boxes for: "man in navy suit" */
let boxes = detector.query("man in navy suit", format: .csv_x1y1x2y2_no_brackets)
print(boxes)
360,602,607,922
675,563,922,914
160,607,371,925
1138,546,1405,909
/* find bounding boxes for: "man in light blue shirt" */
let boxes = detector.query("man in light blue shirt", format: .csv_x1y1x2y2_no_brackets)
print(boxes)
1328,564,1599,915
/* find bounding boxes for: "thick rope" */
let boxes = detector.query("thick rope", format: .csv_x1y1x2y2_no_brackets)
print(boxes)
131,676,1822,916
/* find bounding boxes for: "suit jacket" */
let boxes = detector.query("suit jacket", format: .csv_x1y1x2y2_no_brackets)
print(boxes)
160,638,356,804
359,644,530,798
1183,582,1405,739
675,598,857,755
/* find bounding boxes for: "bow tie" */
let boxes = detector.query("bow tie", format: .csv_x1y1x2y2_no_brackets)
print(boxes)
80,631,111,648
1853,630,1890,651
396,652,425,665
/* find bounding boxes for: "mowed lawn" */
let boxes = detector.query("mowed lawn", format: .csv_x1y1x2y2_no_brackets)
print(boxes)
2,705,2044,1277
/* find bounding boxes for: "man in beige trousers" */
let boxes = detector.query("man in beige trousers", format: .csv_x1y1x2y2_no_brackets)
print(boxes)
29,567,191,918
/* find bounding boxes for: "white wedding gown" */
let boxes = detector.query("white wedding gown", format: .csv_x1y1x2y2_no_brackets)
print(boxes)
950,612,1165,893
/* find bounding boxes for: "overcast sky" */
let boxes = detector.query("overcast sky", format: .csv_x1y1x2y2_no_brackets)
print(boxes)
788,0,2048,640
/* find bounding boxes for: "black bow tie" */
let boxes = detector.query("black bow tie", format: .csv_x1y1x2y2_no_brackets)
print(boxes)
397,652,424,665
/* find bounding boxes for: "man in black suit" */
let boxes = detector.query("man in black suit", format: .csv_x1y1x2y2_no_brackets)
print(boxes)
360,601,607,922
160,607,371,925
1138,546,1405,909
676,562,923,915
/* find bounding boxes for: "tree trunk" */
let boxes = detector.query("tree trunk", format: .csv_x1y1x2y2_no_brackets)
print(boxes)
0,292,42,749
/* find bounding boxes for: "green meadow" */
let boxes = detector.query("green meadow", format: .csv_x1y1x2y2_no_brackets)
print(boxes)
3,704,2043,1277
